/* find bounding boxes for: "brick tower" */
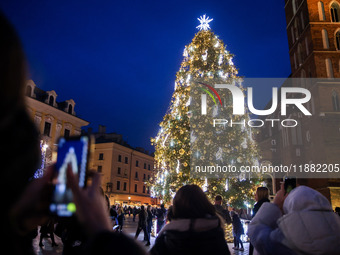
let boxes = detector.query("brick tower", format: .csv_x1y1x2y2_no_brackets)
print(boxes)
285,0,340,78
258,0,340,207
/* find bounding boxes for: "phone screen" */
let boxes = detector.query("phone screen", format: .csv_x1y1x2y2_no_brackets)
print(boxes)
284,177,296,194
50,136,89,217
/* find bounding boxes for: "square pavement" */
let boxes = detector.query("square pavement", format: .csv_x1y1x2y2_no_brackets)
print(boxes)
33,215,249,254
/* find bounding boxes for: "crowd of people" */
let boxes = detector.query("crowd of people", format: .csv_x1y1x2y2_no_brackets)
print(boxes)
2,10,340,255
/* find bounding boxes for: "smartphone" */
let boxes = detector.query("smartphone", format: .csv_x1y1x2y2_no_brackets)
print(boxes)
50,135,91,217
284,176,296,194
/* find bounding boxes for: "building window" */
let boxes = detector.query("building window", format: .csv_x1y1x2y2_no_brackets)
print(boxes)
106,182,113,193
322,29,329,49
326,58,334,78
68,104,73,114
136,160,139,167
332,91,340,111
331,2,340,22
125,157,128,164
147,187,150,194
117,181,120,191
291,26,295,44
143,173,146,180
64,129,70,138
49,96,54,106
305,37,309,56
318,1,326,21
144,163,146,169
97,165,102,173
335,30,340,50
143,186,146,193
118,155,122,162
300,12,305,30
297,43,303,65
148,164,151,170
44,122,51,137
292,0,297,15
118,167,121,175
294,18,299,40
26,86,32,97
123,182,127,191
99,153,104,160
148,175,150,180
134,184,138,193
135,171,138,179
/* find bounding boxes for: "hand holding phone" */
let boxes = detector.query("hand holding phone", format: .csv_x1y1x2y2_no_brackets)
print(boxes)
50,136,91,217
284,176,297,195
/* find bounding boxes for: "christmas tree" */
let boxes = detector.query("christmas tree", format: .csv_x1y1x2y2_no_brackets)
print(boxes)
151,15,260,207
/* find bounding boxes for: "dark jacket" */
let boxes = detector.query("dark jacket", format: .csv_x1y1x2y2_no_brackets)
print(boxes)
150,218,230,255
214,204,232,224
87,231,146,255
253,198,270,217
156,207,166,222
147,210,153,224
138,210,147,228
231,213,244,235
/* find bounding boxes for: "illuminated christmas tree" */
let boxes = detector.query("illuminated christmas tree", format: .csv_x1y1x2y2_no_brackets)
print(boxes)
151,15,261,207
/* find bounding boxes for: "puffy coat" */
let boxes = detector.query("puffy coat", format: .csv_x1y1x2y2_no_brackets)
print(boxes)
248,185,340,255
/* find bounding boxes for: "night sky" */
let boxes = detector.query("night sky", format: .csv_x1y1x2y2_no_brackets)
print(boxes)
0,0,291,152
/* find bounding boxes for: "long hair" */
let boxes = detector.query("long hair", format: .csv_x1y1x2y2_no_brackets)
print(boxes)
0,12,26,112
172,185,217,219
256,187,269,201
0,11,40,206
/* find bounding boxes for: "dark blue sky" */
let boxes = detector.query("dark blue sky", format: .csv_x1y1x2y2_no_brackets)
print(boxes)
1,0,291,152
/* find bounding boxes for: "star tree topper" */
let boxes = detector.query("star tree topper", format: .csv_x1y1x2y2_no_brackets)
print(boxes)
196,14,213,31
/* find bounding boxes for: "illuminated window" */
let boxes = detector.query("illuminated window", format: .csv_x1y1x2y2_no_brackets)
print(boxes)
326,58,334,78
318,1,326,21
322,29,329,49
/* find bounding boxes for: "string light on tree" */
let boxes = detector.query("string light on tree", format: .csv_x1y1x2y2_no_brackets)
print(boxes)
150,15,262,206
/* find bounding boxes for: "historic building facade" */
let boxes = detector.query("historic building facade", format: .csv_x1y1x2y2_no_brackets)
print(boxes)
25,80,89,162
89,126,155,206
258,0,340,207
